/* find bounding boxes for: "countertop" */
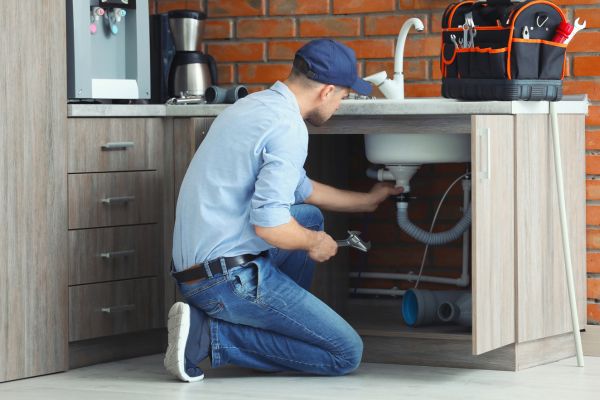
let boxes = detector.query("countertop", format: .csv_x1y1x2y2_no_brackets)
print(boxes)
67,95,589,118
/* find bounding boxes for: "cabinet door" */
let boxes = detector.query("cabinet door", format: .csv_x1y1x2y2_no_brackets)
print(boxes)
514,114,586,342
471,115,516,355
173,118,214,200
0,0,68,381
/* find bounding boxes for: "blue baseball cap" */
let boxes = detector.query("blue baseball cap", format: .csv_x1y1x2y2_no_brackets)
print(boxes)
295,39,372,96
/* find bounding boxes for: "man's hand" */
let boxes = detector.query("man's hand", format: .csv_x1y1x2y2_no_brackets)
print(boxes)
308,231,338,262
364,182,404,212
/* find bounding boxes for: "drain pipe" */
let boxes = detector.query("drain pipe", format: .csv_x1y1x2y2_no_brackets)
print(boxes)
396,195,471,246
349,177,471,287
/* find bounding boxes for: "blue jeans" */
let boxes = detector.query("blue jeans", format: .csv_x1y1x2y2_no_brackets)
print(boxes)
176,204,363,376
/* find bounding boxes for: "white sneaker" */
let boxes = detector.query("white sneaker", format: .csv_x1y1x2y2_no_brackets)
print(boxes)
164,302,205,382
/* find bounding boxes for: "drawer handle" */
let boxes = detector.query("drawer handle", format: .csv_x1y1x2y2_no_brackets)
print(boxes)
100,249,136,259
101,304,137,314
101,141,134,151
101,196,135,205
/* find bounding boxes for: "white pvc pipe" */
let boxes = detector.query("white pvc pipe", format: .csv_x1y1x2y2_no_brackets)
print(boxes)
349,288,405,296
549,101,584,367
349,271,468,286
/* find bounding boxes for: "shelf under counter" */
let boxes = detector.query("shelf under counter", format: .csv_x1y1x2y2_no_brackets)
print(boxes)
343,297,517,370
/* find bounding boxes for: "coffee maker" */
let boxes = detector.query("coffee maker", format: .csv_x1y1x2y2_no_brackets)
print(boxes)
150,10,218,103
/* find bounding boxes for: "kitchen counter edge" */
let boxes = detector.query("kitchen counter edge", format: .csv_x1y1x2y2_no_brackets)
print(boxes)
67,95,589,118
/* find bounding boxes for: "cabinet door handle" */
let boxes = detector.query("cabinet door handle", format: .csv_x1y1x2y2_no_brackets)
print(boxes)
101,195,135,205
100,304,137,314
100,249,136,259
478,128,491,180
101,141,134,151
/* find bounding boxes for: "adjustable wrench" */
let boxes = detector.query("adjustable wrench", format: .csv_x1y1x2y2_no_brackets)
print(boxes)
336,231,371,252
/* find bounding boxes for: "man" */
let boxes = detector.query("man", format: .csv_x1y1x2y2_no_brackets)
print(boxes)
165,39,403,382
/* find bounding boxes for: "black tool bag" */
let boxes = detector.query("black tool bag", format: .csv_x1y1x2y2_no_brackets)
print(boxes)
441,0,568,101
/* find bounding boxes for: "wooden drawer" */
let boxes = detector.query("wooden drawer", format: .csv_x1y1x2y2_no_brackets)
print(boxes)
68,171,160,229
67,118,162,173
69,278,160,342
69,225,161,285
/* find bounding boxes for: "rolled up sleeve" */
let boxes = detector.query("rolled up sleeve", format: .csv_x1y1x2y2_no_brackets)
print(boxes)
250,124,308,227
294,168,313,204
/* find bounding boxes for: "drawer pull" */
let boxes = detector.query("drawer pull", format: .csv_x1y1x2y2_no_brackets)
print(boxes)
100,249,136,259
101,196,135,205
101,141,135,151
101,304,137,314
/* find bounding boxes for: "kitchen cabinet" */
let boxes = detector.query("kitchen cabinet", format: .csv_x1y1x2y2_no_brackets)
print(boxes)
307,110,586,370
66,118,171,368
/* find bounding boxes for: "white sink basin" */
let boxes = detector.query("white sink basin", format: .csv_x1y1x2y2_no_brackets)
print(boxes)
364,133,471,165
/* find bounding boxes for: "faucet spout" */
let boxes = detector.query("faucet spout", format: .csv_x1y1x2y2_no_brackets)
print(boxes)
363,17,425,100
394,17,425,95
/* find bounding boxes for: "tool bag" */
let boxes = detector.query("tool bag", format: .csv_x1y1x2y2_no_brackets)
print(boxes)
440,0,568,101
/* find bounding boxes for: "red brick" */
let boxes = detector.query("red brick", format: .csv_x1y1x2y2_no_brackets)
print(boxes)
575,8,600,29
589,278,600,299
555,0,600,5
587,106,600,127
365,15,426,36
268,41,308,60
400,0,453,10
587,180,600,200
365,60,428,80
333,0,395,14
403,36,441,57
564,55,571,78
588,252,600,273
587,228,600,249
431,12,444,33
156,0,203,13
587,130,600,150
342,39,395,59
587,155,600,175
589,303,600,324
573,56,600,77
207,0,265,17
270,0,329,15
299,17,360,37
405,83,441,97
588,205,600,225
204,19,233,40
563,80,600,101
432,59,442,80
568,32,600,53
238,63,291,84
217,64,234,84
207,42,264,62
237,18,295,38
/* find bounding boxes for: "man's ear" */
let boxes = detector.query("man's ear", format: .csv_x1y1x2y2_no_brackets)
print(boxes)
318,84,336,101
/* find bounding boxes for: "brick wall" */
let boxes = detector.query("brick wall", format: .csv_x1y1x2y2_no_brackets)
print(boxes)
153,0,600,324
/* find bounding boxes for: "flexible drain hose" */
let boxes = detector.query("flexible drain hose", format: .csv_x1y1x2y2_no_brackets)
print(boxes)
396,202,471,246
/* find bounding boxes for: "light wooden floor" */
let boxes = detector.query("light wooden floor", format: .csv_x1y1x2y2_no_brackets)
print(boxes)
2,354,600,399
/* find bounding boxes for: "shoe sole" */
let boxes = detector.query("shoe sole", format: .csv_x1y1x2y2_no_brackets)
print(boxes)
164,302,205,382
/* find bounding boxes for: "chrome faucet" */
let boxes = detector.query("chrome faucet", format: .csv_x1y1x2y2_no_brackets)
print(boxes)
364,18,425,99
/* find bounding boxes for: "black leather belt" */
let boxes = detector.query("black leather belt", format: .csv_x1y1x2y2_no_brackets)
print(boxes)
172,251,267,283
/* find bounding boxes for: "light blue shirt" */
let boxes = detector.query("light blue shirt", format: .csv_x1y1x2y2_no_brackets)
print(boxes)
172,81,314,271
